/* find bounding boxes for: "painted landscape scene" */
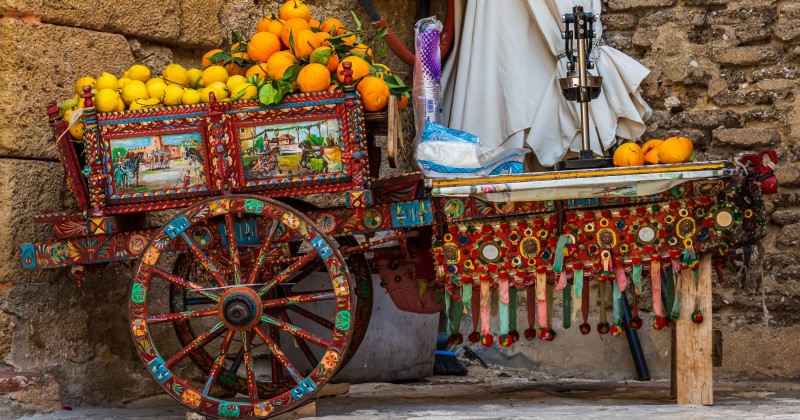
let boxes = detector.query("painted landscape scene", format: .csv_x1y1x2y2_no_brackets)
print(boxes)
239,118,343,181
110,132,206,195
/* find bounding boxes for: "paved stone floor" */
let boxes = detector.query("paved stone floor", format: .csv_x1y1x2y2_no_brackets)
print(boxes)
21,377,800,419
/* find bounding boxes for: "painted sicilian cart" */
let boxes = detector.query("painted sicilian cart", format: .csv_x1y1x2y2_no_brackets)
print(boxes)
23,73,775,416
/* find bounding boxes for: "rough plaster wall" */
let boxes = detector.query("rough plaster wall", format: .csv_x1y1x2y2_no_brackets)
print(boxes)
0,0,798,412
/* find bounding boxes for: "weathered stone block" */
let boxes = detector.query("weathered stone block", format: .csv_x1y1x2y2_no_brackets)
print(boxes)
0,158,64,283
711,89,779,107
0,311,12,363
771,208,800,226
713,46,780,66
776,166,800,188
706,8,777,26
683,0,729,5
607,0,677,11
601,13,638,30
672,109,741,129
0,0,181,44
0,372,60,417
0,20,134,160
604,32,633,50
780,2,800,20
776,223,800,248
712,127,780,148
178,0,224,49
773,22,800,42
751,66,800,82
743,107,792,123
639,10,707,27
734,25,772,45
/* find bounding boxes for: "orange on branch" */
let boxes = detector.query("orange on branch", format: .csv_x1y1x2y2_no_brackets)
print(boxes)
320,18,345,35
246,62,269,80
202,49,223,68
659,137,694,164
397,94,409,111
281,18,311,49
612,142,645,167
309,18,320,29
352,43,372,58
266,51,297,80
297,63,332,93
336,55,370,83
356,76,390,112
292,29,321,59
314,31,331,46
279,0,311,22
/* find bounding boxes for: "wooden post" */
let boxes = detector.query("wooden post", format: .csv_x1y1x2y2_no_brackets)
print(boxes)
674,253,713,405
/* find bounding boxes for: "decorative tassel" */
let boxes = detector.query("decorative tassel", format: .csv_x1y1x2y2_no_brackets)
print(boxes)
614,259,627,292
461,281,472,311
668,262,680,321
579,274,591,335
597,280,610,335
524,284,536,340
651,256,667,330
469,283,481,344
448,295,464,345
498,279,511,347
509,286,519,342
684,249,703,324
480,279,492,346
563,280,572,329
610,277,623,336
536,268,554,341
632,257,643,293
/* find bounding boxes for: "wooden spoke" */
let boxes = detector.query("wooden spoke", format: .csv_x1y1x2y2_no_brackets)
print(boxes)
280,313,319,369
184,296,217,306
245,220,279,285
260,314,331,348
269,326,280,383
147,308,218,324
153,267,220,302
240,331,258,403
263,291,336,309
166,322,226,369
254,326,303,383
202,330,236,396
180,232,228,289
288,306,335,330
224,213,243,285
228,346,244,375
256,250,319,297
279,259,326,286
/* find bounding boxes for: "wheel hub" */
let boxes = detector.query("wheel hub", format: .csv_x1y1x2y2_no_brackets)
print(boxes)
219,287,263,331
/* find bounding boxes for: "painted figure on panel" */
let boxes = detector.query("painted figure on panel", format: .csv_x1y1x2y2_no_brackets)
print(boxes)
111,132,205,194
240,118,343,180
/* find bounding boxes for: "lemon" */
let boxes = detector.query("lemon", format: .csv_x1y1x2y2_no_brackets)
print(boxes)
163,84,184,106
95,72,118,91
129,97,161,111
182,88,200,105
187,68,203,88
232,83,257,100
128,64,151,82
74,76,96,95
121,80,149,105
198,88,210,103
163,63,189,86
226,75,248,92
64,109,84,140
145,78,167,101
116,97,125,112
201,65,228,86
205,81,229,101
95,88,120,113
118,77,132,90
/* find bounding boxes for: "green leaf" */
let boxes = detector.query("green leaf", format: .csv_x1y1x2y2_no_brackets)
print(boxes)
288,30,296,56
232,31,244,44
375,26,388,40
351,11,362,31
258,83,281,106
309,47,332,65
208,51,228,64
280,64,302,83
276,80,294,96
231,85,248,101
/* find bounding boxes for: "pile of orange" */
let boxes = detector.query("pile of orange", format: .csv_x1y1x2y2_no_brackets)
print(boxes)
613,137,694,167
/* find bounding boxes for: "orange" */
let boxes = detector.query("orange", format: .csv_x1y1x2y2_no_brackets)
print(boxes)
224,51,250,76
328,83,340,92
373,63,392,77
397,94,409,111
342,33,357,45
266,51,297,80
659,137,693,164
643,148,660,165
356,76,390,112
259,17,284,39
641,139,664,156
279,0,311,22
202,49,223,68
352,43,372,58
336,55,370,83
246,62,269,80
297,63,332,93
309,18,320,29
613,143,644,167
314,31,330,47
247,31,282,62
320,18,345,35
281,18,311,49
292,29,321,59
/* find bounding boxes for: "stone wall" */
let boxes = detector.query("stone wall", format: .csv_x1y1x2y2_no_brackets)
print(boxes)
0,0,798,414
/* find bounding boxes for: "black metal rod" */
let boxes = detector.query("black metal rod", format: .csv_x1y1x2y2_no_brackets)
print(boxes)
621,292,651,381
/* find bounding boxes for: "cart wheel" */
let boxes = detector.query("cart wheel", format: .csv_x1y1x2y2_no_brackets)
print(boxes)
169,234,372,398
130,195,355,418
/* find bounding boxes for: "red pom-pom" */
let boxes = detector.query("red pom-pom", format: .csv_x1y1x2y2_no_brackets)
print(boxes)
609,325,623,336
468,331,480,344
601,210,612,218
584,212,595,220
481,225,493,234
524,328,537,341
499,223,511,232
653,316,668,330
597,322,610,335
537,328,555,341
499,334,513,347
579,323,591,335
691,310,704,324
636,207,646,216
448,225,459,234
447,334,464,345
481,334,494,347
629,317,643,329
510,330,520,343
620,209,630,217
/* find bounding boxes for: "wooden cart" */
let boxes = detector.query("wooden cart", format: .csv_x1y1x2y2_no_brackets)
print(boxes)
21,77,772,416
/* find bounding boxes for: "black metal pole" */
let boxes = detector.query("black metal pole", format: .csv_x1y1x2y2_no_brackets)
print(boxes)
621,292,651,381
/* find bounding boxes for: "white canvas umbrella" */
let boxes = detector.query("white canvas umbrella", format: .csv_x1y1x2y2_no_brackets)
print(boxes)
441,0,652,167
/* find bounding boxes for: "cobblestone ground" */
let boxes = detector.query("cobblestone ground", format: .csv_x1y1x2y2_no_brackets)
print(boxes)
22,377,800,419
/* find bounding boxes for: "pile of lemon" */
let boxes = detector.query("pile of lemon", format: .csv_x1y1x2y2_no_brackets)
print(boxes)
63,0,408,140
612,137,694,167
